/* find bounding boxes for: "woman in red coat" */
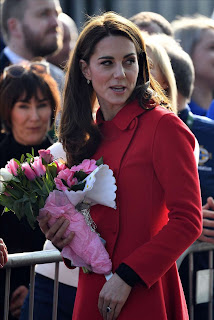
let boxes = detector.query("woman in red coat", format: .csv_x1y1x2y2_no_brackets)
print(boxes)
39,12,202,320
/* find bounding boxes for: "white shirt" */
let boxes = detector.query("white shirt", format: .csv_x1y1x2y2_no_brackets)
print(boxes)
4,47,27,64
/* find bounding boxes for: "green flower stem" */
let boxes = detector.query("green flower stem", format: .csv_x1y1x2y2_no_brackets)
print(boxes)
82,267,91,274
42,176,50,194
11,181,27,193
46,165,56,184
5,188,18,200
34,179,43,190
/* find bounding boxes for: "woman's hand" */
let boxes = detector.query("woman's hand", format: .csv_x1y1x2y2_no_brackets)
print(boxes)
198,197,214,244
38,213,74,250
98,273,132,320
0,238,8,268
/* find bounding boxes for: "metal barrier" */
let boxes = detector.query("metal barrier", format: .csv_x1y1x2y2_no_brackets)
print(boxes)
3,242,214,320
3,250,63,320
177,241,214,320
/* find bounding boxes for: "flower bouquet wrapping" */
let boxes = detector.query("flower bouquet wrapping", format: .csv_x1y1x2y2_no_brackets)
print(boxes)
0,146,117,275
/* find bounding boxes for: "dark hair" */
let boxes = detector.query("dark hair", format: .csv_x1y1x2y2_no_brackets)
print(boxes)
59,11,169,166
129,12,173,36
167,50,194,100
0,66,61,132
1,0,27,43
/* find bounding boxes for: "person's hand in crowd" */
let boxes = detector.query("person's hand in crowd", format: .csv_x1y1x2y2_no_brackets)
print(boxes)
38,213,74,250
0,238,8,268
9,286,28,318
198,197,214,244
98,273,132,320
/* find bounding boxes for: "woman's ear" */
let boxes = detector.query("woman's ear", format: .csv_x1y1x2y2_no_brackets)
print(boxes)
79,59,91,81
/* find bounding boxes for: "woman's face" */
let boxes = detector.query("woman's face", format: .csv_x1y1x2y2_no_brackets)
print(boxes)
11,90,52,145
81,35,139,119
191,28,214,88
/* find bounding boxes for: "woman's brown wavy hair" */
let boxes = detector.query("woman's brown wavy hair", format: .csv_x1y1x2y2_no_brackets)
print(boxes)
58,11,170,166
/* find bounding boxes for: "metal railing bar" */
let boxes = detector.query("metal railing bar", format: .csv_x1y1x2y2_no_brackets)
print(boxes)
3,250,63,268
4,268,11,320
209,250,213,320
177,241,214,269
177,241,214,320
28,265,36,320
189,253,194,320
3,251,66,320
52,262,60,320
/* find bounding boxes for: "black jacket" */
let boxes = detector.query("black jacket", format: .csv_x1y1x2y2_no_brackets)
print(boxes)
0,51,10,74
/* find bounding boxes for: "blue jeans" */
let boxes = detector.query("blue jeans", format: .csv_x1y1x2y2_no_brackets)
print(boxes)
20,274,77,320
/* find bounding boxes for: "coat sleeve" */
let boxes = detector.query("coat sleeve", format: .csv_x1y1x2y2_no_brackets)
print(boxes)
122,113,202,288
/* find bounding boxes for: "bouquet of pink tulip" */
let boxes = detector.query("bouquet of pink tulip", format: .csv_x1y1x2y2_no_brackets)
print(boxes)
0,149,60,229
0,147,117,274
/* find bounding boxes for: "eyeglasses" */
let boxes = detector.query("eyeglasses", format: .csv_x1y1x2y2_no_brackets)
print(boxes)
3,61,50,80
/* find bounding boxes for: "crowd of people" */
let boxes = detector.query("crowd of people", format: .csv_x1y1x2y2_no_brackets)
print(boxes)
0,0,214,319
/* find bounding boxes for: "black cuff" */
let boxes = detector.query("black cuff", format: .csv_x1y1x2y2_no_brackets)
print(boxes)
115,263,142,287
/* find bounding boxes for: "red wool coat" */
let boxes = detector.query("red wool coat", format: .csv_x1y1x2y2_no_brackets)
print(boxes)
71,100,202,320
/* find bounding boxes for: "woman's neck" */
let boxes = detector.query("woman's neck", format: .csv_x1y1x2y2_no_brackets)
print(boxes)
99,104,125,121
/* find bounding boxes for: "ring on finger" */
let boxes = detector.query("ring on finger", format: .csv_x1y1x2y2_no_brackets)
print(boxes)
106,306,112,313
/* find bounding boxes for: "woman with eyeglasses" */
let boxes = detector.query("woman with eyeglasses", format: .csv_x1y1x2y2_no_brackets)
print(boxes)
0,62,60,320
38,12,202,320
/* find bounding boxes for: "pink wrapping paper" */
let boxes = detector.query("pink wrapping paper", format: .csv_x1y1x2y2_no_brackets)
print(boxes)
38,190,112,275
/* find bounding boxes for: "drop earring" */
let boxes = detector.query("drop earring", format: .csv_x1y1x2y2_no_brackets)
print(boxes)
87,79,90,84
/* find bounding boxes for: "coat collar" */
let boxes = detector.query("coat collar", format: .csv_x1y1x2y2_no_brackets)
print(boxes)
96,99,152,131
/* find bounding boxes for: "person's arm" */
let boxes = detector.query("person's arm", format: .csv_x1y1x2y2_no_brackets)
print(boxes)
0,238,8,268
198,197,214,244
122,114,202,286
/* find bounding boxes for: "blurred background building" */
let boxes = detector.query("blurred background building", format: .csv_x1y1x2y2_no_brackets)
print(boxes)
60,0,214,29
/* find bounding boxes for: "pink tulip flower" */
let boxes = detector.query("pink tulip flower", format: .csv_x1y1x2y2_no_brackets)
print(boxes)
32,157,46,177
6,159,19,176
72,159,97,174
55,168,78,191
55,161,67,174
22,163,36,180
38,149,54,164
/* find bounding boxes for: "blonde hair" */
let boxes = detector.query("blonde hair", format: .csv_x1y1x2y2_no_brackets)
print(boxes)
145,35,177,113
